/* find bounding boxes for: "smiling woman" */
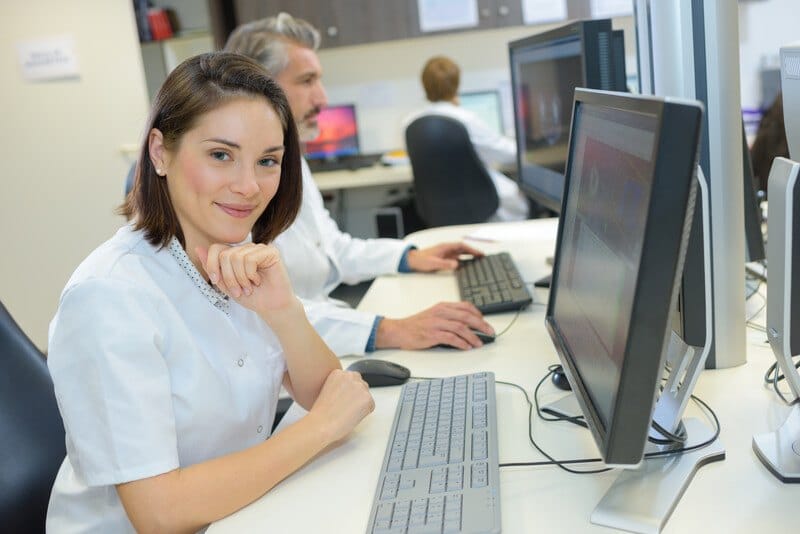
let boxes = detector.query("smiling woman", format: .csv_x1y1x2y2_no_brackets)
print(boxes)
44,52,375,533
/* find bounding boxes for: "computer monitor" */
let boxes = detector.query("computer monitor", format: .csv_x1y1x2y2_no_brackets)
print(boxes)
304,104,360,160
546,89,724,532
781,42,800,159
753,156,800,482
751,43,800,485
459,90,504,136
508,19,627,213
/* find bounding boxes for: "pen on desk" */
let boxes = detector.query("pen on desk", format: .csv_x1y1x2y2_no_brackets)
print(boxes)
463,235,497,243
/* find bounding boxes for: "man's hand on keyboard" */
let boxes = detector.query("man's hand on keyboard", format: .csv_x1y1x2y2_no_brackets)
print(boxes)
406,242,484,272
375,302,494,350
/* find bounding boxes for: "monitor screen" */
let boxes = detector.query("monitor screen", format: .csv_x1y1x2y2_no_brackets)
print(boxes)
546,89,703,466
304,104,360,160
509,19,623,213
459,90,504,136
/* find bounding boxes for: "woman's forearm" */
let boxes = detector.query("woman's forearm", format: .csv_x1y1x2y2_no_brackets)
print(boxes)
117,410,332,533
261,298,341,409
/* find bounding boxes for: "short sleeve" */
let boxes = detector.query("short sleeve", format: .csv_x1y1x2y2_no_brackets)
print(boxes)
48,277,180,486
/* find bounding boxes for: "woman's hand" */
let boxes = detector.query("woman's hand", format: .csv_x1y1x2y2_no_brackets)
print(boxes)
308,369,375,446
196,243,297,316
406,242,485,272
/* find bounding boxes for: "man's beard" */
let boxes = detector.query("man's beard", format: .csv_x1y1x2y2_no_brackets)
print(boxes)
298,122,320,142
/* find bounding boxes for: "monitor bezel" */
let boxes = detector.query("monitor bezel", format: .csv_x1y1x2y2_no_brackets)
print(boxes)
545,88,703,466
508,19,615,213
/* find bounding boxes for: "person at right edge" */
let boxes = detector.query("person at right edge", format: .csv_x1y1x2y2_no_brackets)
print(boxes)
225,13,496,355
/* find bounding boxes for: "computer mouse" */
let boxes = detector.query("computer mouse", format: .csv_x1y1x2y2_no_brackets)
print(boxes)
346,359,410,388
551,365,572,391
435,329,496,349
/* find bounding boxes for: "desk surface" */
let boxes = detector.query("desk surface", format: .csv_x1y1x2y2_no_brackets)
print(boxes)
209,219,798,534
312,163,412,192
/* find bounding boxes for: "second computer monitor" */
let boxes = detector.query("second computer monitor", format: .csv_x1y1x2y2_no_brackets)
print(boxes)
546,89,703,466
508,19,627,213
304,104,360,160
459,90,504,136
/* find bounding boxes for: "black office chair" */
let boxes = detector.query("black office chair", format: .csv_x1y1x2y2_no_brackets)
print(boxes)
0,300,66,533
405,115,499,227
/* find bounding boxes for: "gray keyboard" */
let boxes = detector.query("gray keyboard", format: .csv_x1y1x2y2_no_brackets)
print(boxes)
456,253,532,314
366,373,501,534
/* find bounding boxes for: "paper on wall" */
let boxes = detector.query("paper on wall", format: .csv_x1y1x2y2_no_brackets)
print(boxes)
16,35,80,81
522,0,568,25
417,0,479,33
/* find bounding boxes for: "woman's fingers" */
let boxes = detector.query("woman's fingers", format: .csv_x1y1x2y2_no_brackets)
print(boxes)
201,243,281,299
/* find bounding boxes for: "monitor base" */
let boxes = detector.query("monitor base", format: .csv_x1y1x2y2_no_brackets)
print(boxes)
591,417,725,534
752,404,800,483
540,393,580,420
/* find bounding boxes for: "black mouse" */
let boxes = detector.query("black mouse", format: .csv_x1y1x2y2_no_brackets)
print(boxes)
435,329,496,349
346,359,410,387
551,365,572,391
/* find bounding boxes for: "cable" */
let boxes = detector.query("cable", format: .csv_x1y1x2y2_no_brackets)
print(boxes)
763,357,800,405
533,365,586,428
497,372,722,471
408,372,721,475
493,303,527,339
495,378,610,474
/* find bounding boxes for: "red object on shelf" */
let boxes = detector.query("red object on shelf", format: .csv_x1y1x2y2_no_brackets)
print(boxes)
147,8,173,41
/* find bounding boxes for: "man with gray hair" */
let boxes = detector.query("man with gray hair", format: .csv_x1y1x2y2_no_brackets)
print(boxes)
225,13,495,356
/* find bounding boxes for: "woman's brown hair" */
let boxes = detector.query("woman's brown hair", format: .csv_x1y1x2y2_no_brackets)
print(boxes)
120,52,302,247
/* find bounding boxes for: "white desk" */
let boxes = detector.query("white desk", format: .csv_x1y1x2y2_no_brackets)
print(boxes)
312,163,412,193
209,219,798,533
313,164,414,238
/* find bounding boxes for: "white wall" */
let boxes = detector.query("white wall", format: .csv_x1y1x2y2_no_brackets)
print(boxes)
0,1,149,349
318,17,637,153
739,0,800,109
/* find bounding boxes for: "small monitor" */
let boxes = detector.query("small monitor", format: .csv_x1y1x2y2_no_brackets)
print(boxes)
459,90,504,136
508,19,627,213
304,104,360,160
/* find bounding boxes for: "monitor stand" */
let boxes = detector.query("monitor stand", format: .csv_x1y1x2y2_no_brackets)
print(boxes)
752,405,800,482
540,392,580,420
533,272,552,288
534,256,554,288
592,418,725,534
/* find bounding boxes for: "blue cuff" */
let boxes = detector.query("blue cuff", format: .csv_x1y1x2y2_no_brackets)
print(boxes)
366,316,383,353
398,245,418,273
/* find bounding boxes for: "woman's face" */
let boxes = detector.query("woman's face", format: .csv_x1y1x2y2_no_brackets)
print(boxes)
151,97,285,255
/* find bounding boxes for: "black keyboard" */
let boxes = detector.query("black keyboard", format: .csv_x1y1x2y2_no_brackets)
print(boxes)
306,153,383,173
456,253,532,314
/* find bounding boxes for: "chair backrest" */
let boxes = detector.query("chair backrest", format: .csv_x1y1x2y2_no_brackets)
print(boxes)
405,115,500,227
0,300,66,532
